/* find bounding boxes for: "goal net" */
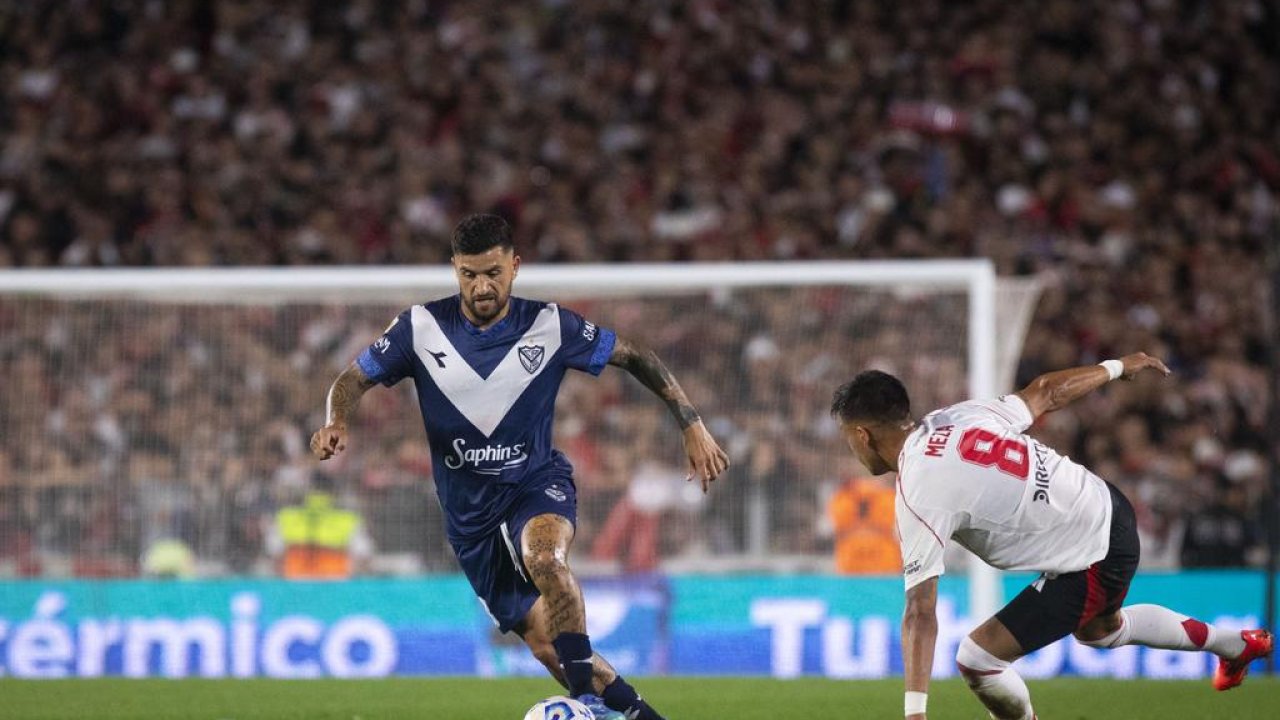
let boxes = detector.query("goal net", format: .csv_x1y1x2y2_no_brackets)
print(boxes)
0,261,1038,616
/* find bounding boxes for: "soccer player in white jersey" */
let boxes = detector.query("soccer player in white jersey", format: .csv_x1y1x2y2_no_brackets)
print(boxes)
311,214,729,719
830,354,1273,720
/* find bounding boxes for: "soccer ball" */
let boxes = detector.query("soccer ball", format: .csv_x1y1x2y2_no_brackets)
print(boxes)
523,695,595,720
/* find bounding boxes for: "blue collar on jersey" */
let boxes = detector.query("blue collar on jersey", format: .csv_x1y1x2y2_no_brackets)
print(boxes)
456,295,517,336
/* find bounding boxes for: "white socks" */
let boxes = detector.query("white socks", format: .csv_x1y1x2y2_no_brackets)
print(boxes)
1081,604,1247,658
956,636,1035,720
957,604,1248,720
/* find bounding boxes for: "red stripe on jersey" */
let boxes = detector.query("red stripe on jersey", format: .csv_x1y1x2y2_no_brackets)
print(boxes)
1181,618,1209,648
956,662,1002,678
897,471,944,549
1077,564,1108,628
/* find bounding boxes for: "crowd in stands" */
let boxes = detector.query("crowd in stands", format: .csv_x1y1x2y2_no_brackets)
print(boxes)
0,0,1275,575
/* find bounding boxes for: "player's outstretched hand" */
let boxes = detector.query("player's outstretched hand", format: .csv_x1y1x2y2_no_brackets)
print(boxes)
683,421,729,493
1119,352,1171,380
310,423,348,461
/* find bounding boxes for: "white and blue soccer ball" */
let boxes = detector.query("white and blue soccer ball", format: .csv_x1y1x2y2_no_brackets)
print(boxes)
523,695,595,720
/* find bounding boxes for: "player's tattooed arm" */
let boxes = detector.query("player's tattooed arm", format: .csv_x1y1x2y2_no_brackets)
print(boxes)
1015,352,1170,419
310,362,376,460
325,361,377,426
608,337,701,429
609,336,730,490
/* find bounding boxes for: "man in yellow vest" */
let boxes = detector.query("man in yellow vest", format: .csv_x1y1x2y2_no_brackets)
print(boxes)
268,474,373,579
142,537,196,579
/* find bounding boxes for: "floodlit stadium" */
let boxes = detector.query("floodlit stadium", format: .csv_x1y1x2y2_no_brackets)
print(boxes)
0,2,1277,718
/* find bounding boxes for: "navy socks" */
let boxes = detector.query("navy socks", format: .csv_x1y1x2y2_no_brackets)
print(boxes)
603,675,666,720
551,632,595,698
550,633,664,720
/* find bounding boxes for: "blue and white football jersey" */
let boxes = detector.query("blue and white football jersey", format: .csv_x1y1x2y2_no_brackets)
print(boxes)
355,295,616,543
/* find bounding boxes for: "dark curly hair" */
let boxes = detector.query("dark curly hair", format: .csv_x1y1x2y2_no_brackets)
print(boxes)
830,370,912,424
451,214,514,256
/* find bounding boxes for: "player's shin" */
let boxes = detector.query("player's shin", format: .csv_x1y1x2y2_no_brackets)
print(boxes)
956,636,1035,720
602,676,667,720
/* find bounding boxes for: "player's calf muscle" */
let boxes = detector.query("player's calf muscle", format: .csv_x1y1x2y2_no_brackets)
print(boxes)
527,560,581,632
545,588,584,636
525,553,580,634
522,514,583,635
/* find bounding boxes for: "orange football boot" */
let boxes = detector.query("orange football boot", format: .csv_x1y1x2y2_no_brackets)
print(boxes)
1213,629,1273,691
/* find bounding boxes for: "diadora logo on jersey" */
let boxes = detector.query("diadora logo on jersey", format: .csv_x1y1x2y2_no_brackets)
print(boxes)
409,304,563,437
373,337,391,353
582,320,597,341
544,485,567,502
518,345,545,374
444,438,528,472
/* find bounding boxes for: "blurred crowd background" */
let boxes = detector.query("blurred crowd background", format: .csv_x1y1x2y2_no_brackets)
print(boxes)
0,0,1276,576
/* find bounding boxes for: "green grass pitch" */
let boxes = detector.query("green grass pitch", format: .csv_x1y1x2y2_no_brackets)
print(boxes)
1,677,1276,719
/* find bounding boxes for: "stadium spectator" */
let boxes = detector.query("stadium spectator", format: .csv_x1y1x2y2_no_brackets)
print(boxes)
590,420,707,572
827,475,900,574
266,473,374,579
141,537,197,579
1180,482,1264,568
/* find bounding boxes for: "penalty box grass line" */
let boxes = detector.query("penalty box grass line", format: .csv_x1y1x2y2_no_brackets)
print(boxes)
0,677,1276,719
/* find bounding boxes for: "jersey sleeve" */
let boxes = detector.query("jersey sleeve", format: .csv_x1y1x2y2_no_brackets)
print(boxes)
960,394,1035,433
355,310,415,387
557,306,616,376
896,480,957,590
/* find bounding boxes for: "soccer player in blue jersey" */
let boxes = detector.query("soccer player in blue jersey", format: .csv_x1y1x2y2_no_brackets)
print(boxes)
310,214,728,719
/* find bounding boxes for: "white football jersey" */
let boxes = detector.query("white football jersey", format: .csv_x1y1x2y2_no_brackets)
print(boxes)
896,394,1113,590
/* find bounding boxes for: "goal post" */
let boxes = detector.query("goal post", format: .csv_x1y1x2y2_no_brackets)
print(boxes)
0,260,1034,621
1,260,1002,299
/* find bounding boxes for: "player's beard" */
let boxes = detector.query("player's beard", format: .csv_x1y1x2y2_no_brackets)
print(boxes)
466,290,507,324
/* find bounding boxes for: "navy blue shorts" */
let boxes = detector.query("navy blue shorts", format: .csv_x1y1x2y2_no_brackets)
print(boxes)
450,475,578,634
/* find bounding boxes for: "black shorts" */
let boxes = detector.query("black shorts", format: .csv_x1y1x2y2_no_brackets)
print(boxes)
995,481,1140,654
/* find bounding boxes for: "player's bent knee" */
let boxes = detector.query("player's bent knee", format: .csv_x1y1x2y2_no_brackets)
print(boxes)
1077,632,1115,648
956,635,1010,687
1076,628,1123,648
523,549,571,583
1075,611,1126,648
1074,626,1109,647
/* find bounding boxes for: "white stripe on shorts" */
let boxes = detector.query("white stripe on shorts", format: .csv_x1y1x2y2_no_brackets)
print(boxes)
499,521,528,582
